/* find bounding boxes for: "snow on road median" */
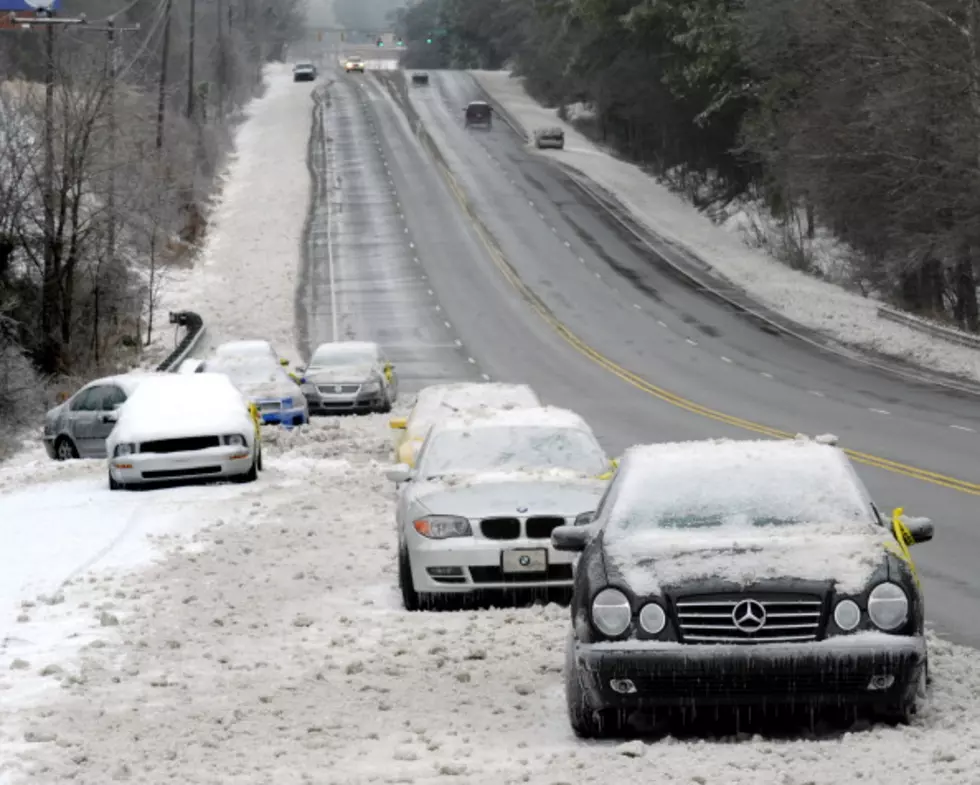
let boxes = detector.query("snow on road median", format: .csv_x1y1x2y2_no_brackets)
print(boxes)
3,416,980,784
470,70,980,386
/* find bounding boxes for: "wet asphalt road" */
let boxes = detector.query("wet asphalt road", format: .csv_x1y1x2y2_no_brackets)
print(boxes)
296,43,980,646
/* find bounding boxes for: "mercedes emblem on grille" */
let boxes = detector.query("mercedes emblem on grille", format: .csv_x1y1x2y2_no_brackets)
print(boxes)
518,555,531,566
334,385,343,392
517,506,528,513
731,599,766,632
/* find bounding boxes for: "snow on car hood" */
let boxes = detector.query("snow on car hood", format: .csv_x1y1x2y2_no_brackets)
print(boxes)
413,469,606,518
304,365,376,384
603,526,891,597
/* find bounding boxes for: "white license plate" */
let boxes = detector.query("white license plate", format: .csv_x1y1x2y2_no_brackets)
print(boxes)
501,548,547,574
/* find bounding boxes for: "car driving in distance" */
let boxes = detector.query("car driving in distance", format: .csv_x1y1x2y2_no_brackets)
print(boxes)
107,373,262,490
297,341,397,415
534,127,565,149
464,101,492,130
387,406,616,610
344,56,365,73
200,341,308,426
293,62,317,82
554,437,932,737
43,372,159,460
389,382,541,467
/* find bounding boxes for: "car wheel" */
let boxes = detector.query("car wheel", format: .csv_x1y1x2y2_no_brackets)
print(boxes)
235,456,259,483
565,632,619,738
257,448,264,472
875,661,926,726
55,436,79,461
398,546,420,611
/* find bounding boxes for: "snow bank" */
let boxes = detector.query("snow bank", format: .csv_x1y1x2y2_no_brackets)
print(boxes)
154,63,317,367
471,70,980,385
4,417,980,784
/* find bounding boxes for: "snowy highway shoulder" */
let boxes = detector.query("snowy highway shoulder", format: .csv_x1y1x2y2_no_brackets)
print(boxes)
2,419,980,784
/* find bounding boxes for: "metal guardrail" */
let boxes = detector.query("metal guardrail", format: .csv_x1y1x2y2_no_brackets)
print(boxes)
156,310,206,371
877,305,980,349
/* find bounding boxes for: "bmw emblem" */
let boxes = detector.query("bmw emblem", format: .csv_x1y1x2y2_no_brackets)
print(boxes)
334,385,343,392
518,555,531,566
517,506,528,513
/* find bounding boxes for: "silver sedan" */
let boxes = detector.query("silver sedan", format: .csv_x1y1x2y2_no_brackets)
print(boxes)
386,406,615,610
298,341,397,415
43,373,156,460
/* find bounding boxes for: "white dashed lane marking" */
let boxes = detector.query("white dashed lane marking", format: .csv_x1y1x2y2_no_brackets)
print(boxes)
951,425,976,432
869,408,891,415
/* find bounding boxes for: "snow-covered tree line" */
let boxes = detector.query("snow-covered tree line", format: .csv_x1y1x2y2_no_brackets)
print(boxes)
0,0,304,455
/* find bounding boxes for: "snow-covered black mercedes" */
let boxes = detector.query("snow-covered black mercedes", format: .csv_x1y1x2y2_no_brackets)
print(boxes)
552,437,934,737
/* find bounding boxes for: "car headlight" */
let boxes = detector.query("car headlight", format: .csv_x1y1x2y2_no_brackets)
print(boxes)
413,515,472,539
113,443,136,457
591,588,631,637
638,602,666,634
362,381,381,393
833,599,861,631
867,583,909,631
223,434,247,447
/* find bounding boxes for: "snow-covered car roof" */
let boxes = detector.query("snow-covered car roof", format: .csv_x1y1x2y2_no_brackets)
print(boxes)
110,373,252,444
407,383,541,437
434,405,592,433
309,340,380,364
214,340,277,359
294,63,315,69
610,438,875,532
78,371,161,396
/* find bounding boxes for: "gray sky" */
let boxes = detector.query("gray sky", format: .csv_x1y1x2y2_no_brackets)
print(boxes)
304,0,337,27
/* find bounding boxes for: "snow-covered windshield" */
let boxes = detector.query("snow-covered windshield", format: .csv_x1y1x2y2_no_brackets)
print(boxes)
309,344,376,368
419,426,607,477
205,356,283,385
607,450,874,535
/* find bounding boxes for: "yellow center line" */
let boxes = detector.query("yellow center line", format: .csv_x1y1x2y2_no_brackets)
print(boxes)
419,115,980,497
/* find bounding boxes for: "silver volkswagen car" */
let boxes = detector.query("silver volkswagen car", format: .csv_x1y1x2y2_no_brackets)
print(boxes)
386,406,615,610
298,341,397,415
43,373,158,460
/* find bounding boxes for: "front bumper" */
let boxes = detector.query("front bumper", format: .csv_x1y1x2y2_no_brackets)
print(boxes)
110,445,254,485
574,635,926,710
407,534,576,593
258,406,307,426
305,388,385,414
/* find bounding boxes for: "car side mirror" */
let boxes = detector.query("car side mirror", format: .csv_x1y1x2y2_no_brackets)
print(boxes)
386,464,413,483
552,524,590,552
574,511,595,526
894,508,934,545
389,417,407,430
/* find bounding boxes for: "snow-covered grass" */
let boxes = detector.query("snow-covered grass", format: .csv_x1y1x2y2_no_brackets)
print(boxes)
4,416,980,783
151,62,318,367
470,70,980,386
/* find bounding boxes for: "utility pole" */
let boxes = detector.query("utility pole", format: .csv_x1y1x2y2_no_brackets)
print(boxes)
156,0,173,152
216,0,225,117
186,0,196,121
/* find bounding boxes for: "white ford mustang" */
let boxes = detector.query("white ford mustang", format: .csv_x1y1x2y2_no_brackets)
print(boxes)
386,406,616,610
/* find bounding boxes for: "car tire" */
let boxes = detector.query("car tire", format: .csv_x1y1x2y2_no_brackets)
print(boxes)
235,455,259,483
55,436,79,461
257,448,264,472
565,633,619,738
875,660,927,726
108,471,124,491
398,546,420,611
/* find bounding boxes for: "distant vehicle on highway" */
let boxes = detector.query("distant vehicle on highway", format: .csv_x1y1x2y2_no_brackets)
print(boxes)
344,56,365,73
43,373,158,460
296,340,397,415
387,406,616,610
554,437,933,737
389,382,542,468
411,72,429,86
293,62,317,82
464,101,492,130
534,127,565,150
199,341,308,427
107,373,262,491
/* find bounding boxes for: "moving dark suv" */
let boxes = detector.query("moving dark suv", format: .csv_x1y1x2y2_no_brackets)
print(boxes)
464,101,492,130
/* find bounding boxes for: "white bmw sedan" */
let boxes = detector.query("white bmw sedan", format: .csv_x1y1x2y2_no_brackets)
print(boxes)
107,373,261,490
386,406,615,610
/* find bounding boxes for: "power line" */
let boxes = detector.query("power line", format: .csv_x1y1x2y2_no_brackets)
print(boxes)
115,0,169,80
